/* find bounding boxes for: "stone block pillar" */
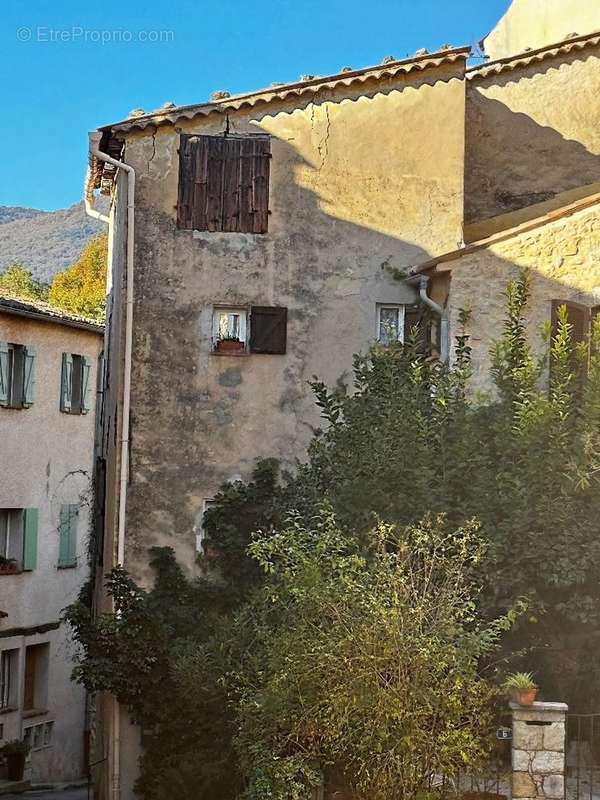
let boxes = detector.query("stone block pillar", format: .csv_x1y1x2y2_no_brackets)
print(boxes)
511,701,568,800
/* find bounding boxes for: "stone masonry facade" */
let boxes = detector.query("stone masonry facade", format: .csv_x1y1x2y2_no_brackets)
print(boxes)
511,701,568,800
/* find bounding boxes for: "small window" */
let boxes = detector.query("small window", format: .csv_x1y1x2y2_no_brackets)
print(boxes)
212,308,248,354
377,304,405,346
177,134,271,233
0,649,19,709
0,343,35,409
195,499,218,553
23,643,49,713
0,509,24,572
60,353,92,414
58,504,79,568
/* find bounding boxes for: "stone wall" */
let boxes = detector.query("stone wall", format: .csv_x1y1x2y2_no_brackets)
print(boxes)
438,201,600,394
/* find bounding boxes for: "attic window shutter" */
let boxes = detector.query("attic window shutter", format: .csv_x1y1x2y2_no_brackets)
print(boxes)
178,135,270,233
250,306,287,354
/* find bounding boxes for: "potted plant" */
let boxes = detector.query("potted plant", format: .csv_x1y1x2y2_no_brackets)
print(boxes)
1,739,30,781
504,672,538,706
0,556,18,575
215,336,245,353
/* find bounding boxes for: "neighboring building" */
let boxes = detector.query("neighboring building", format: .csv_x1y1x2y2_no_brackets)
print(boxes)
84,4,600,799
0,297,103,785
482,0,600,61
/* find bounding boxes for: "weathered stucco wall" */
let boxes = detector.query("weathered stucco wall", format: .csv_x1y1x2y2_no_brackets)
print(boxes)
483,0,600,60
0,313,102,782
443,203,600,394
465,48,600,223
116,64,466,589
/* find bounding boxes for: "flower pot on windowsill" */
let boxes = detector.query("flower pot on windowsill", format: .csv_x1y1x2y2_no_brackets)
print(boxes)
215,339,245,353
0,559,19,575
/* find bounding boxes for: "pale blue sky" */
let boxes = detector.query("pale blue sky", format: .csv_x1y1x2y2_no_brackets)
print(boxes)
1,0,509,210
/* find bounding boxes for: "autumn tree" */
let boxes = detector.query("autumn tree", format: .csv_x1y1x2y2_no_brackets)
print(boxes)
49,233,107,320
0,265,48,301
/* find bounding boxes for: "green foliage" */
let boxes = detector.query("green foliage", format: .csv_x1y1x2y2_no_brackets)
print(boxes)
503,672,537,690
0,264,48,301
48,233,107,319
66,273,600,798
224,512,503,800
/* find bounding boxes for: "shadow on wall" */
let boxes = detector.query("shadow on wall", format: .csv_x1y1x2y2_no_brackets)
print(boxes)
465,52,600,222
127,91,459,573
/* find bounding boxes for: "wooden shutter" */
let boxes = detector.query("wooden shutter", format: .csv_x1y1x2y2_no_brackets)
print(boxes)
250,137,270,233
58,504,78,567
81,357,92,414
404,305,430,354
22,346,36,408
178,134,270,233
0,342,8,407
23,508,38,571
60,353,73,412
250,306,287,354
222,137,242,232
551,300,589,344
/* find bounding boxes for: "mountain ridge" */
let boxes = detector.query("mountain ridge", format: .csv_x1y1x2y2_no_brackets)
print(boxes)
0,201,105,283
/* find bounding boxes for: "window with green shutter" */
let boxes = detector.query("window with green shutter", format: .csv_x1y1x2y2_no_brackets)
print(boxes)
0,343,35,409
61,353,93,415
58,504,78,568
22,509,38,572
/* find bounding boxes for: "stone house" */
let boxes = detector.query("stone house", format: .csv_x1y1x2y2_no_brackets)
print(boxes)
0,297,103,785
84,1,600,797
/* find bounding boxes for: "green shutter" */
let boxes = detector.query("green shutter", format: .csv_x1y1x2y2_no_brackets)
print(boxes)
22,509,38,571
22,347,36,408
81,357,92,415
0,342,8,407
58,504,78,567
60,353,73,412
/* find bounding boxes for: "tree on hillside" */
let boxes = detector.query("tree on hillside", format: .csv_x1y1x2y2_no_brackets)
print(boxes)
48,233,108,320
0,264,48,301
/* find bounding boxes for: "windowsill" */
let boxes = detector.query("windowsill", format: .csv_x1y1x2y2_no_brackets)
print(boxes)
22,708,48,719
0,569,23,576
210,350,250,357
0,705,19,715
57,562,77,570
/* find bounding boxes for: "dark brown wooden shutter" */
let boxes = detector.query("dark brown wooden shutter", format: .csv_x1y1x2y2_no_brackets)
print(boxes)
551,300,589,345
178,134,270,232
404,305,429,354
251,137,270,233
250,307,287,354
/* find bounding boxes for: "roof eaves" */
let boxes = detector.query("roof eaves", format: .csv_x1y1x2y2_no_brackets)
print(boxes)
468,30,600,81
101,46,471,135
408,189,600,276
0,296,104,334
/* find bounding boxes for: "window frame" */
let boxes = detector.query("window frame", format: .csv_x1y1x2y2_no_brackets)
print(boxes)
0,509,25,572
211,306,249,353
60,352,92,415
0,648,19,710
376,303,406,346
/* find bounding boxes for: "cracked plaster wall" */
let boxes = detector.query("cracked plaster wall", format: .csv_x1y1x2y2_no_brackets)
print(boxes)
112,67,467,589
